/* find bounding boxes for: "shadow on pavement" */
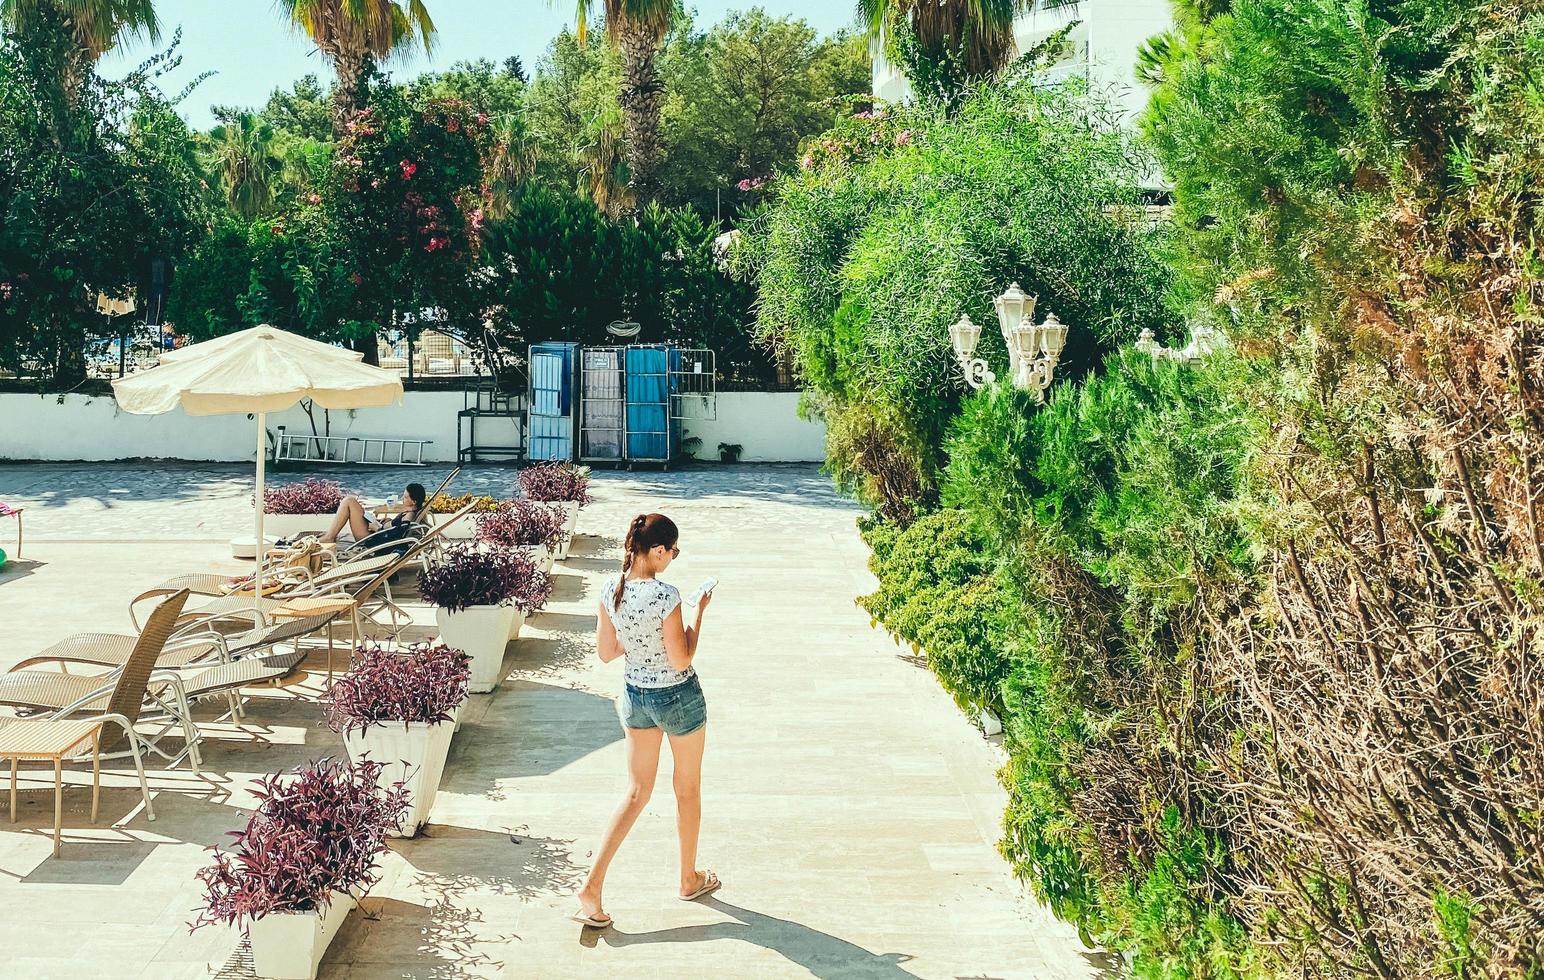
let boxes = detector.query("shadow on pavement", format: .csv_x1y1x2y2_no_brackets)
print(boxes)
581,896,920,979
401,823,586,901
0,557,44,584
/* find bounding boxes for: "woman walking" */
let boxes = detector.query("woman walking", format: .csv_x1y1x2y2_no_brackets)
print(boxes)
576,513,717,929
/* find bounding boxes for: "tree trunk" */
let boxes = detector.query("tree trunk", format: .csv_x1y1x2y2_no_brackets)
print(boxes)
349,332,379,367
616,19,667,208
331,47,367,139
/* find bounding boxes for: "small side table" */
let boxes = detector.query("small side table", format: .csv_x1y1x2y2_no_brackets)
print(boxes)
0,503,21,559
0,720,101,856
271,596,359,683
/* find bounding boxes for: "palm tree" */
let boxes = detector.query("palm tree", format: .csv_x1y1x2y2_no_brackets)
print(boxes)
0,0,159,100
206,114,283,220
275,0,436,137
564,0,675,207
859,0,1024,95
575,105,631,218
487,114,540,219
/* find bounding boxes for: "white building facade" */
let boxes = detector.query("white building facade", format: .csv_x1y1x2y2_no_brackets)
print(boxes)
871,0,1173,125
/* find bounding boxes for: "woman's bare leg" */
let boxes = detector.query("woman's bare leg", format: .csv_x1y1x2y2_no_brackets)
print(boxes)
320,496,369,543
668,725,708,896
578,726,663,921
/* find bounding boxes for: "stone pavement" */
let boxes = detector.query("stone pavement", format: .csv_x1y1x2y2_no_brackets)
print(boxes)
0,463,1114,979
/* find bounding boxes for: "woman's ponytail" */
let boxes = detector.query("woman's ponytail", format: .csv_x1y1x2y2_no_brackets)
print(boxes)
615,513,649,611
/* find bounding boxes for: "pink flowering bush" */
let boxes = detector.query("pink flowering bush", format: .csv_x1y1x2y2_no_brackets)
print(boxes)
475,499,567,551
325,642,471,736
517,461,592,504
191,758,408,931
418,544,552,613
264,478,349,515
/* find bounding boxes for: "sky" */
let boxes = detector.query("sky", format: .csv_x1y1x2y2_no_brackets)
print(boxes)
102,0,861,130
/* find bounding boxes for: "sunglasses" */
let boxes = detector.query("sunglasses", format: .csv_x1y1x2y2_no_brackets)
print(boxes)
662,545,680,558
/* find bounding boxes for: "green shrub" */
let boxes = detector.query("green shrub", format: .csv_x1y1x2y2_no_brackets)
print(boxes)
858,509,1014,712
739,75,1176,514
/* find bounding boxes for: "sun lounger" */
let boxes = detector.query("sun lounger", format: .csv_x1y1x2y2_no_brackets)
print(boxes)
128,499,477,630
0,592,188,851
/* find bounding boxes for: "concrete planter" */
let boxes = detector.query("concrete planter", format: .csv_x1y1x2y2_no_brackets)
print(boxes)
341,719,456,838
504,607,528,642
429,511,480,539
514,544,554,574
551,501,580,560
261,512,332,539
435,605,516,693
247,890,357,980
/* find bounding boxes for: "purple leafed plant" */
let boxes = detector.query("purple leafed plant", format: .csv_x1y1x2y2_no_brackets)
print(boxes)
190,758,409,932
418,543,553,613
475,499,567,551
518,462,592,504
264,478,350,515
324,642,471,737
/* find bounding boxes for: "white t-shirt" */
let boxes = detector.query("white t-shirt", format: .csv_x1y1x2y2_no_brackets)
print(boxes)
602,577,692,688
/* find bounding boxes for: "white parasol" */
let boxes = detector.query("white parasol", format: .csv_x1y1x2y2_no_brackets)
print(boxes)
113,325,403,595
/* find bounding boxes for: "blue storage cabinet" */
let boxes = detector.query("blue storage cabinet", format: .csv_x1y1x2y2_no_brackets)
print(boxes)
624,346,673,463
527,342,578,461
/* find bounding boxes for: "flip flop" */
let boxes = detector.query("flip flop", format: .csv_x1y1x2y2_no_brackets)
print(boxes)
679,870,722,902
571,911,612,929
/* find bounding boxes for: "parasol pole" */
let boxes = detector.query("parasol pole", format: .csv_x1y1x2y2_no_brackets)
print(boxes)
254,412,266,600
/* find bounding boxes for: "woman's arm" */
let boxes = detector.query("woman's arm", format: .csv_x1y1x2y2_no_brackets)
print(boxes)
661,593,709,673
595,600,624,663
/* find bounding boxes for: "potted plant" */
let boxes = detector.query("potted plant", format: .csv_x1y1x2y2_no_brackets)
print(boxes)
718,442,744,463
191,758,408,980
518,462,592,559
428,493,503,539
262,478,350,538
474,500,565,573
419,545,552,691
325,642,470,838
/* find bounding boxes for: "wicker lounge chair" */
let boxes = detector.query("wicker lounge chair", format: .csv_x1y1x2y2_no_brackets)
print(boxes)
128,500,478,630
11,612,339,729
0,592,187,851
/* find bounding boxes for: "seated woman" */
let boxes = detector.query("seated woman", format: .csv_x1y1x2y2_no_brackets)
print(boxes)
319,483,428,544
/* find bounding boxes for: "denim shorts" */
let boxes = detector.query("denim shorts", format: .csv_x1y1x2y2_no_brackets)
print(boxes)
619,675,707,736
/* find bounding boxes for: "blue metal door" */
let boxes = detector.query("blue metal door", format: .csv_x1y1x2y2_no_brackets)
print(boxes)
527,344,575,461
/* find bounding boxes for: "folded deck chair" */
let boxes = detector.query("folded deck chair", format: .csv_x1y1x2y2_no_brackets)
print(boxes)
0,591,187,816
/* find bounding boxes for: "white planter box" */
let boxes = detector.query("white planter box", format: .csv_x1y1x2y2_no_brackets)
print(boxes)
248,890,357,980
260,512,333,539
504,607,528,642
430,511,480,539
552,501,580,560
436,604,516,693
513,544,554,574
341,719,456,837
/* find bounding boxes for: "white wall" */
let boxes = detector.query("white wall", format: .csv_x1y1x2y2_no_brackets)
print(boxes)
679,392,826,464
0,390,826,464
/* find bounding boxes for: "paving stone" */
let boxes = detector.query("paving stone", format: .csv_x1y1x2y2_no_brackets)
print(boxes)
0,462,1105,979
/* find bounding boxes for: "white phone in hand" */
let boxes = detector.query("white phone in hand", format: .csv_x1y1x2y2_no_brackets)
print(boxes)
686,577,718,607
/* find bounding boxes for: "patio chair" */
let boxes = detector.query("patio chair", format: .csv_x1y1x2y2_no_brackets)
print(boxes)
0,591,203,771
0,593,186,850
